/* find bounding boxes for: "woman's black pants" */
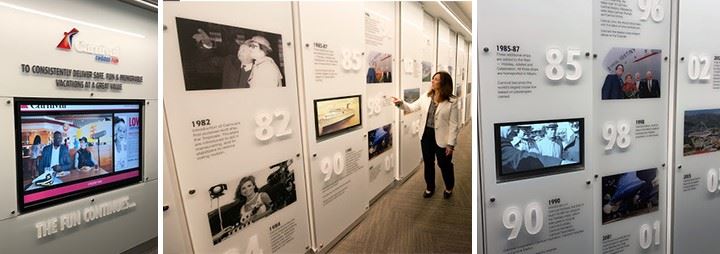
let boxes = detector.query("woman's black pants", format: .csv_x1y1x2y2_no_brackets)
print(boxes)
421,127,454,192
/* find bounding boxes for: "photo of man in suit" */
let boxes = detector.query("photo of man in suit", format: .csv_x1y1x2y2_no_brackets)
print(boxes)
601,64,625,100
39,131,72,174
639,71,661,98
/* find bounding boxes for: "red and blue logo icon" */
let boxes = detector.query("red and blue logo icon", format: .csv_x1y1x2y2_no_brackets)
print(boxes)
56,28,119,64
56,28,79,50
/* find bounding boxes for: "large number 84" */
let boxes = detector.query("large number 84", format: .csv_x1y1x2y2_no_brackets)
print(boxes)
545,48,582,81
502,202,544,240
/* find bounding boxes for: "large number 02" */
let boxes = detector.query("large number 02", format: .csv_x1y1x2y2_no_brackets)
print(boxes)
255,111,292,141
545,48,582,81
320,152,345,182
341,49,363,71
603,121,632,150
688,55,711,80
502,202,543,240
639,221,661,249
707,168,720,193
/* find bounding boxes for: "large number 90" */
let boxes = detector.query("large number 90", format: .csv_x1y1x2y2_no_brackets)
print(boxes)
502,202,544,240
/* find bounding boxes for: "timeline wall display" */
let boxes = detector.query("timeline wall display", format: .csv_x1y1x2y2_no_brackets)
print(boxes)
298,2,370,251
164,2,311,253
673,1,720,253
478,1,594,253
398,1,425,180
592,0,670,252
0,0,158,253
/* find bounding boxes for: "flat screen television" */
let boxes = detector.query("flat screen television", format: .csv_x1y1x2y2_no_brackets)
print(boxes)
313,95,362,139
15,98,143,212
494,118,584,182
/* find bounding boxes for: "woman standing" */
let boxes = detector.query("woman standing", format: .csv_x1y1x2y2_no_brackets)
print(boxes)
391,71,459,198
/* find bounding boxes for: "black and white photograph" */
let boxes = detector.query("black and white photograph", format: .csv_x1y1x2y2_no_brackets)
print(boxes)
176,17,286,91
368,124,393,160
495,119,583,182
601,168,659,225
600,47,662,100
366,51,392,83
207,159,297,245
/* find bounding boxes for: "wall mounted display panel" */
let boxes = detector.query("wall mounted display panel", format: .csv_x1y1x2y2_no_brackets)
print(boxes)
456,36,468,125
673,1,720,253
437,20,456,80
0,1,158,252
162,121,192,254
297,2,370,251
399,1,424,180
591,0,671,252
163,2,311,253
364,1,398,200
478,1,594,253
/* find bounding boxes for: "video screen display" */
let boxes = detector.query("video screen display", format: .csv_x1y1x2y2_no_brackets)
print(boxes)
494,118,584,182
15,99,143,211
313,95,362,139
683,108,720,156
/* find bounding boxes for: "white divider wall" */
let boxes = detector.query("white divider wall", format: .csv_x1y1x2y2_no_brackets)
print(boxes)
163,2,312,253
478,1,595,253
591,0,671,252
364,1,399,202
456,35,468,125
297,2,370,251
673,1,720,253
399,1,424,180
0,0,158,252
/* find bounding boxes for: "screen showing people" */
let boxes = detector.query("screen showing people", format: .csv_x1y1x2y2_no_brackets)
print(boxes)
601,168,659,224
207,159,298,245
366,51,392,83
176,17,286,90
16,100,142,211
601,48,662,100
495,119,583,182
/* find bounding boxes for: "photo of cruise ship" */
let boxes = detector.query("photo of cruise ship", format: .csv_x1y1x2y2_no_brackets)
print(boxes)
684,109,720,156
314,95,362,139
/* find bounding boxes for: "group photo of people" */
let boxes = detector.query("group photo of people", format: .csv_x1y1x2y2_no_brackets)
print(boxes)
497,120,582,179
601,48,662,100
176,17,286,91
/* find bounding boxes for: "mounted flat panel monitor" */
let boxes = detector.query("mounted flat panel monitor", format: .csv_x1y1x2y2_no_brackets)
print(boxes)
313,95,362,140
15,98,143,212
494,118,584,183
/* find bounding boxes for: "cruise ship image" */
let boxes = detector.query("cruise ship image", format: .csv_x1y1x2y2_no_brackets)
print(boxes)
318,103,356,135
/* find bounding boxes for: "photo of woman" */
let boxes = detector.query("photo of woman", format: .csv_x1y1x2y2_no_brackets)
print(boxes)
246,35,284,87
113,116,128,170
236,176,272,227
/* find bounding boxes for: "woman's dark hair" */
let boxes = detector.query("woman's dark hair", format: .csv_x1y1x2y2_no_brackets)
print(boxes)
235,176,259,201
615,64,624,70
113,117,125,142
427,71,455,102
32,135,42,145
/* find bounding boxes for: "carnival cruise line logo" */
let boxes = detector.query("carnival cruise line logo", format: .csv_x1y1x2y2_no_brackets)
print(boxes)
56,28,79,50
56,28,120,64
